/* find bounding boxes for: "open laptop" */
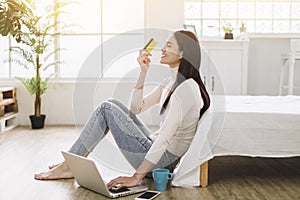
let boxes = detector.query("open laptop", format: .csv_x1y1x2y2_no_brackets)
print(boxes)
62,151,148,198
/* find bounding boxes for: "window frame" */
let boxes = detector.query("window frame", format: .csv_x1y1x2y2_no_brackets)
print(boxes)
184,0,300,37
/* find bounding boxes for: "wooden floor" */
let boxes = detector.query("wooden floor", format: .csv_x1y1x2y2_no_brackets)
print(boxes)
0,126,300,200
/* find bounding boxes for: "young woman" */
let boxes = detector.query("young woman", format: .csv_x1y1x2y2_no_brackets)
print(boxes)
35,30,210,189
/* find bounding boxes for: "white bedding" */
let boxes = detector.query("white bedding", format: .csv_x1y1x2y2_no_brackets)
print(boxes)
214,95,300,157
172,95,300,187
225,95,300,114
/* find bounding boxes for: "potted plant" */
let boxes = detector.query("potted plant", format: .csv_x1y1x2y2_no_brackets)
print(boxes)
239,21,248,40
6,0,72,129
222,22,234,40
0,0,36,42
239,21,247,33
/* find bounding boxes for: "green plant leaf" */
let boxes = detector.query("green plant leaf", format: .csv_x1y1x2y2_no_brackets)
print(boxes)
16,76,51,96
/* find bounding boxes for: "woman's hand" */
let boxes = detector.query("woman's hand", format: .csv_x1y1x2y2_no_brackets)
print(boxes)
137,49,152,71
107,174,142,190
106,160,152,190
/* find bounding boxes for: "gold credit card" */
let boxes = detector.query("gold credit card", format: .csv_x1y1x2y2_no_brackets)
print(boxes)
143,38,157,53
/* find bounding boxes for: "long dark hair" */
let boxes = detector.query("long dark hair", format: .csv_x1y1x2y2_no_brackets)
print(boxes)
160,30,210,117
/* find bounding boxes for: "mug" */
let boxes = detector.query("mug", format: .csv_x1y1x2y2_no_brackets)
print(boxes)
152,168,174,191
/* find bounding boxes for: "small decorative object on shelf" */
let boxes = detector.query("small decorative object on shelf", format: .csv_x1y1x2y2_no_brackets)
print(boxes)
223,22,234,40
239,22,247,40
239,22,247,33
0,87,18,134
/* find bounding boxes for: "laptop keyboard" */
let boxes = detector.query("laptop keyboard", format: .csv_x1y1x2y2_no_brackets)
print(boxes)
109,187,130,194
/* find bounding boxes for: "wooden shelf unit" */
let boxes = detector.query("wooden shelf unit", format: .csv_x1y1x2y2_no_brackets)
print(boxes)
0,87,18,134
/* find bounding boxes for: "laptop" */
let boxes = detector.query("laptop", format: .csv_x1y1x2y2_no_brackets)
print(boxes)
61,151,148,198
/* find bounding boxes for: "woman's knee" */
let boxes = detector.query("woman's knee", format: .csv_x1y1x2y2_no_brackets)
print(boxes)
107,98,124,107
107,98,118,104
97,100,123,113
95,101,112,114
96,99,129,118
107,98,129,111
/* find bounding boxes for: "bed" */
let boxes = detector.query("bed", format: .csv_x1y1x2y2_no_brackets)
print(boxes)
172,95,300,187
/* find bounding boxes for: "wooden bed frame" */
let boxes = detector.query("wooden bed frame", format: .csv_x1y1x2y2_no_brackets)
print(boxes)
200,161,209,187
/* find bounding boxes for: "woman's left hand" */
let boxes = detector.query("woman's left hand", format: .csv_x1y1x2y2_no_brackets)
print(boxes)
107,174,142,190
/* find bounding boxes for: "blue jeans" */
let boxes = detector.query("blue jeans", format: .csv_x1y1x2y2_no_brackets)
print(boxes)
69,98,180,171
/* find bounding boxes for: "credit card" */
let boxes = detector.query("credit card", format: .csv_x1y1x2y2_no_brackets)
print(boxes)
143,38,157,53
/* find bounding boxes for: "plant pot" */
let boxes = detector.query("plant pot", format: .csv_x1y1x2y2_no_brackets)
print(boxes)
224,33,234,39
30,115,46,129
239,27,247,33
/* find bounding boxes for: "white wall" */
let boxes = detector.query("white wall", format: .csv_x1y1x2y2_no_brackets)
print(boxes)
247,37,300,96
1,67,170,126
145,0,184,30
1,80,141,126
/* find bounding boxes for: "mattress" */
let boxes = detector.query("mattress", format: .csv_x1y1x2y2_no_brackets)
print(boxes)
212,95,300,157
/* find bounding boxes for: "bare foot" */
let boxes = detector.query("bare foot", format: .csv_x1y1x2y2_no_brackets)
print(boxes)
48,163,60,169
34,162,74,180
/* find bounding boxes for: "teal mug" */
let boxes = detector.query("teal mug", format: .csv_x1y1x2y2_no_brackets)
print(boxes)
152,168,174,191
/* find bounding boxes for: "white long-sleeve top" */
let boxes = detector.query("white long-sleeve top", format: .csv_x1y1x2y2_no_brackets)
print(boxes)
130,68,203,165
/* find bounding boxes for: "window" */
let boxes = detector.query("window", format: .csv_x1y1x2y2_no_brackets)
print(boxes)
60,0,145,78
1,0,145,79
185,0,300,37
